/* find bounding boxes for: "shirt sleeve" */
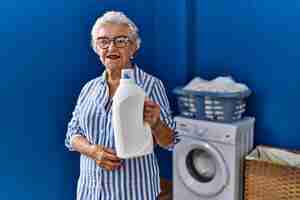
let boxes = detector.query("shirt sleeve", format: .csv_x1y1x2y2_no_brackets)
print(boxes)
150,79,179,151
64,81,93,151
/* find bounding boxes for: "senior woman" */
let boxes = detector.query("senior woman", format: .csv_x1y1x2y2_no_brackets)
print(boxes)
65,11,177,200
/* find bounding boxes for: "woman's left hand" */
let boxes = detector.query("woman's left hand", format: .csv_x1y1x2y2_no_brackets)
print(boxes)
144,99,160,128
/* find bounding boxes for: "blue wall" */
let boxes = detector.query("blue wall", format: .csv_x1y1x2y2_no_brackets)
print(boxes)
1,0,300,199
187,0,300,149
0,0,157,199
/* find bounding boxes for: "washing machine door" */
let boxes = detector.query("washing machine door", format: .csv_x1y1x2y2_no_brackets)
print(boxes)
175,138,229,198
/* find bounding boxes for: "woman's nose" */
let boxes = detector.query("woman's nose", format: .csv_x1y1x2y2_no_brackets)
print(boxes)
108,41,117,51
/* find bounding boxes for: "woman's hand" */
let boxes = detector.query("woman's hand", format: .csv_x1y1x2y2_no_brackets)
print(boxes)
143,99,160,129
143,99,174,148
90,144,123,171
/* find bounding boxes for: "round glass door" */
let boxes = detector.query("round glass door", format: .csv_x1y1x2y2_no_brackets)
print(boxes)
176,139,229,198
186,149,217,183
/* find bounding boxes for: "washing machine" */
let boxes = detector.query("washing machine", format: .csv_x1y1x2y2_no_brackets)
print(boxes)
173,116,255,200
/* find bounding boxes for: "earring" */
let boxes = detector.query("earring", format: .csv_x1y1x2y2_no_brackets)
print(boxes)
130,55,134,60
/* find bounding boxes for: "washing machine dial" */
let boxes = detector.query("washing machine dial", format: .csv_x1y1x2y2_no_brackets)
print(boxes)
177,121,195,136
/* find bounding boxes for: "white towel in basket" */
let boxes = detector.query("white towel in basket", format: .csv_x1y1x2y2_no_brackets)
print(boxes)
183,76,249,93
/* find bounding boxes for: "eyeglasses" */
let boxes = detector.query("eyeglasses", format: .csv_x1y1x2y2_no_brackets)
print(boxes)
96,36,132,49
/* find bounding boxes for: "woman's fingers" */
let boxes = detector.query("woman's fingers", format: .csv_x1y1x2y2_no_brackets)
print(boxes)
144,113,154,122
144,102,160,127
144,107,153,112
143,112,153,118
144,102,158,110
103,147,116,154
103,147,122,161
144,99,159,107
144,101,160,112
144,106,159,115
102,151,122,162
96,159,122,170
94,145,123,170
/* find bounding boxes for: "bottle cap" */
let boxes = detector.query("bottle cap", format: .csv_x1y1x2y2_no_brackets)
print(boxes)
121,69,134,79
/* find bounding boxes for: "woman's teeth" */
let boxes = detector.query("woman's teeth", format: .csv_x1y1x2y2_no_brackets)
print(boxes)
107,55,120,59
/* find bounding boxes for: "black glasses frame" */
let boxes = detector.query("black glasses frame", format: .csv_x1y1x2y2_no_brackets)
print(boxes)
96,35,132,49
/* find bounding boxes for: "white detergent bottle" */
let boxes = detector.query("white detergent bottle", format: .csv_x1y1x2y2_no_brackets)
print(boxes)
112,68,153,158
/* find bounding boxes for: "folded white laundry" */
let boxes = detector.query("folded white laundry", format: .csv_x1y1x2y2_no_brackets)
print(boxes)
247,146,300,168
183,76,249,93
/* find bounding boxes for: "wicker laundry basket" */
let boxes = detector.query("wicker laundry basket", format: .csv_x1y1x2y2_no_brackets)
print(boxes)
244,146,300,200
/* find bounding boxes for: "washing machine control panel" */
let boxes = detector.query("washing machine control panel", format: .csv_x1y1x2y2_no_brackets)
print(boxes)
175,116,237,144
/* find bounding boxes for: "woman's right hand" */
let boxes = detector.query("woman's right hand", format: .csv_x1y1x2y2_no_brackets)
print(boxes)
90,144,123,171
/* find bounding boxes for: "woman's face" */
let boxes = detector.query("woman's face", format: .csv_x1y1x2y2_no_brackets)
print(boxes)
95,23,137,71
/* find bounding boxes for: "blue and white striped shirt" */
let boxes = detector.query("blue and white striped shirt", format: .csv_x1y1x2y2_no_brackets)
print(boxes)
65,65,176,200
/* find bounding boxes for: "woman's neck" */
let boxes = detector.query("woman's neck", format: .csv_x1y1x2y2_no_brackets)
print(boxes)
107,70,121,84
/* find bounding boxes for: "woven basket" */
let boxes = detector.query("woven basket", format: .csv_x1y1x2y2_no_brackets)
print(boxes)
244,146,300,200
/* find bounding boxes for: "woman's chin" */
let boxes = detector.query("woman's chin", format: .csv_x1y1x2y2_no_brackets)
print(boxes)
105,62,125,71
105,63,119,70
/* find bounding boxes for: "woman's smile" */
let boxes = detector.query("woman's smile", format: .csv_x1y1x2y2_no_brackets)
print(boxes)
106,54,120,60
106,55,120,60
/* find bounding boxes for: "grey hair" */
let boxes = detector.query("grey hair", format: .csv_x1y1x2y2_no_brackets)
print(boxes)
91,11,141,53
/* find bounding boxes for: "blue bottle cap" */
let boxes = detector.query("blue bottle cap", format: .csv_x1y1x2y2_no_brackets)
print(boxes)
121,69,134,79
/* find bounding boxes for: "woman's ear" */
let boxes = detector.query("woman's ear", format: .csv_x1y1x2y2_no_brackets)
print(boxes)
130,42,138,59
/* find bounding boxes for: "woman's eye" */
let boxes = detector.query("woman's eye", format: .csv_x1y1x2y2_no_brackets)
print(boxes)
115,38,126,44
100,40,109,45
